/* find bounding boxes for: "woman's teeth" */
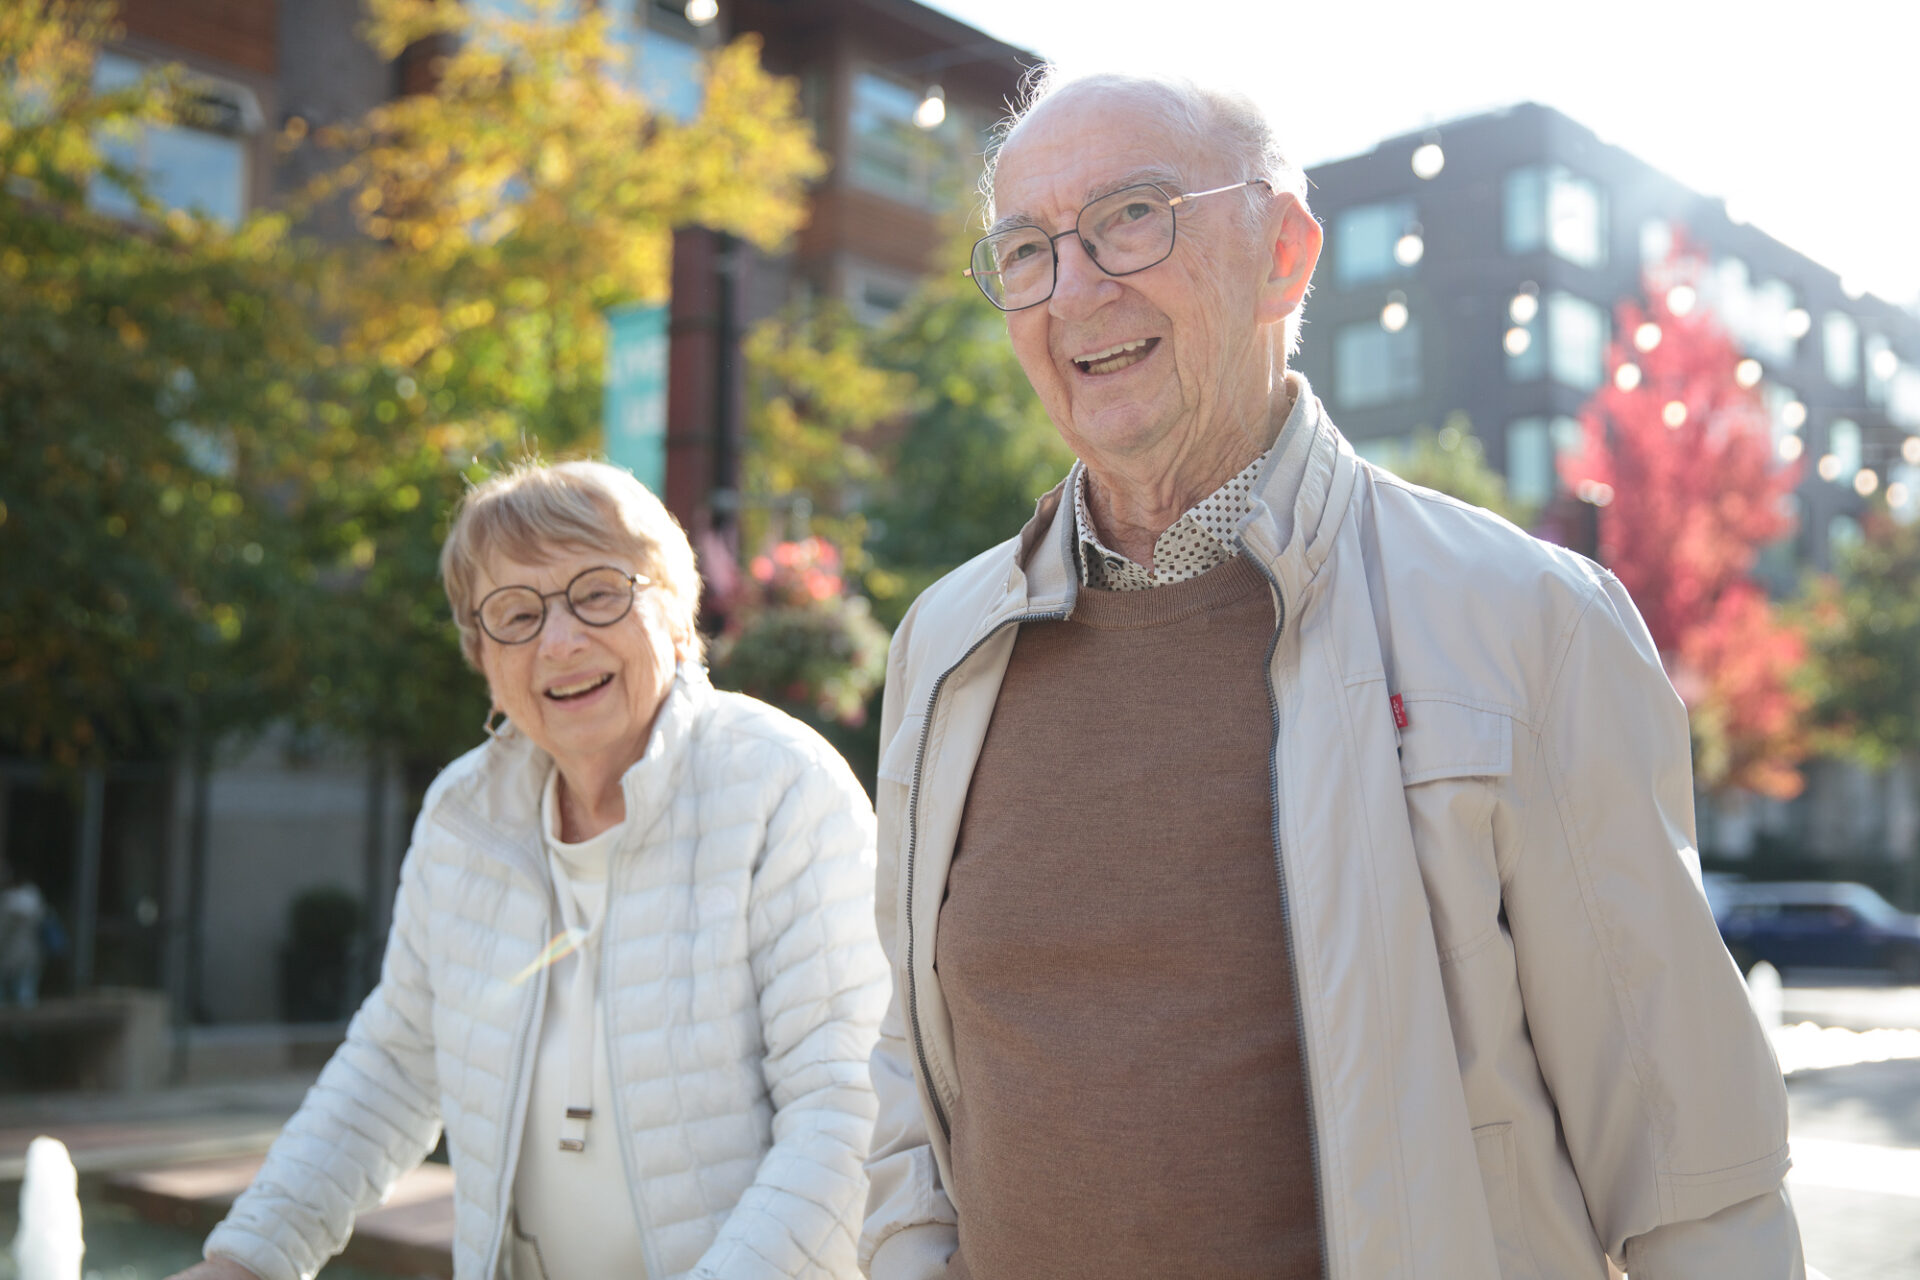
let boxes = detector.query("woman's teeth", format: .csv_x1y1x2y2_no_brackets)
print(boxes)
547,673,612,700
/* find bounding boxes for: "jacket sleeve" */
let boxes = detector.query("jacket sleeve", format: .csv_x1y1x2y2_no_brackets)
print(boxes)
859,600,960,1280
1504,571,1803,1276
202,808,445,1280
691,735,890,1280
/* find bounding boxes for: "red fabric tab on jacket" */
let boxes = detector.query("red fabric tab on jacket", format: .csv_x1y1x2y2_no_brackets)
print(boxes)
1390,693,1409,730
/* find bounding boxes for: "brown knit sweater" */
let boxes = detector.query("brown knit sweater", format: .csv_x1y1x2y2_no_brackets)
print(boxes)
937,555,1322,1280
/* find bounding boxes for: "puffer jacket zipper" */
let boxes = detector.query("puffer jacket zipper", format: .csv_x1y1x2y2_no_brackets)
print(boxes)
603,827,669,1280
1241,549,1331,1280
438,800,550,1278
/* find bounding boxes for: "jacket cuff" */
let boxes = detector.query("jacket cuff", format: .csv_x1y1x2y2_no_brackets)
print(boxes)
864,1221,957,1280
203,1226,299,1280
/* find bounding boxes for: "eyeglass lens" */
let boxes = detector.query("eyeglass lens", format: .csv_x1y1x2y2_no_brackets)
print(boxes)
971,184,1177,311
477,567,637,644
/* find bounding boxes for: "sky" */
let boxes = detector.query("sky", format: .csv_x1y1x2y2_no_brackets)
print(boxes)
926,0,1920,312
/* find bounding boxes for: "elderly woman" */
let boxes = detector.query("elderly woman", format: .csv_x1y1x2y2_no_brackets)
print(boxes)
174,460,888,1280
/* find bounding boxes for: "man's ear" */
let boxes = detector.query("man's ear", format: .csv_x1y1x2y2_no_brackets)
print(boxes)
1257,192,1322,326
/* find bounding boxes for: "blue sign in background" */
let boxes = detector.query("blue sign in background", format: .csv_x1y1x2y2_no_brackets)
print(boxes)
603,302,670,495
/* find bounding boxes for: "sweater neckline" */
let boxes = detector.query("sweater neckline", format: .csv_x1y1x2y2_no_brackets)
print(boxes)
1066,555,1268,630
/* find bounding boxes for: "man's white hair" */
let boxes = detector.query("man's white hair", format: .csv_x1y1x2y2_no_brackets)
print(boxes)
980,66,1313,357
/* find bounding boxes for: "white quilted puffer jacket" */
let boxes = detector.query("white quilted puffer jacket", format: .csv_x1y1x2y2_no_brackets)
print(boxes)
206,667,889,1280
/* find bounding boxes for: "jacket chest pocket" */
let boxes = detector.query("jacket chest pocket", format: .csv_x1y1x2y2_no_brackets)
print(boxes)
1396,697,1514,963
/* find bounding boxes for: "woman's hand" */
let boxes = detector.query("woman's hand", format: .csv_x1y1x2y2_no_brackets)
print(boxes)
165,1257,261,1280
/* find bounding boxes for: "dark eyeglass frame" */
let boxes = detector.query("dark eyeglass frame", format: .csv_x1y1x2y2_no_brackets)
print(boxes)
472,565,651,645
964,178,1272,312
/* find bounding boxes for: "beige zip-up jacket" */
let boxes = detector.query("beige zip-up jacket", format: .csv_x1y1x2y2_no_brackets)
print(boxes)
861,382,1805,1279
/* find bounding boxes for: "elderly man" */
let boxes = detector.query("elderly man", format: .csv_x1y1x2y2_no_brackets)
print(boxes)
858,69,1808,1280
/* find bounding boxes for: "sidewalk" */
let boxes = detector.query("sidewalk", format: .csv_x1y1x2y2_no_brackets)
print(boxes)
0,1073,454,1277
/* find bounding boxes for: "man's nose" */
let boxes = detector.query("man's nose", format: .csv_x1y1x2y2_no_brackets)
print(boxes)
1048,234,1112,317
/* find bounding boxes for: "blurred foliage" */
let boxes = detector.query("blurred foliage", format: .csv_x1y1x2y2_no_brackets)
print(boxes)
862,228,1076,627
0,3,319,765
0,0,822,770
1797,514,1920,771
708,537,889,787
1373,414,1532,528
742,305,911,561
738,220,1073,634
1563,248,1808,799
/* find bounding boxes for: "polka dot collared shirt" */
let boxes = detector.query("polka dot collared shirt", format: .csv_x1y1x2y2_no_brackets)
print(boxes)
1072,452,1269,591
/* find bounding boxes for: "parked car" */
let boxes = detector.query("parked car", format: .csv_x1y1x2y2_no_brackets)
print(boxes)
1712,880,1920,984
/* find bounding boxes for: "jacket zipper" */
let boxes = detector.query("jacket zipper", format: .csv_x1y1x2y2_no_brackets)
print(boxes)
601,850,669,1280
1242,551,1332,1280
904,603,1071,1141
439,800,550,1277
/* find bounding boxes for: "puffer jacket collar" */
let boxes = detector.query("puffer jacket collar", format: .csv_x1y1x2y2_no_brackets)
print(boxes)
441,663,714,866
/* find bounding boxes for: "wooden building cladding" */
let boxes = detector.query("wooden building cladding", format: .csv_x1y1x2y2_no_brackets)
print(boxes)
116,0,276,77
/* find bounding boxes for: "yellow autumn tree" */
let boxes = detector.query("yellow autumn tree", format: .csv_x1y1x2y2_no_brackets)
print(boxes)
0,0,828,769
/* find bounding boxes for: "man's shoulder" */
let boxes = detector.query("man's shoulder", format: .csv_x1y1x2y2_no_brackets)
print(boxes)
893,533,1027,668
1354,461,1625,718
1361,460,1608,611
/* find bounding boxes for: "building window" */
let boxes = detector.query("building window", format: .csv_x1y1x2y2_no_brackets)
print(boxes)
90,53,252,226
635,28,704,121
1336,320,1421,409
1505,312,1544,382
1639,217,1673,267
1753,494,1803,579
1827,418,1862,480
1504,166,1605,268
1824,312,1860,386
603,3,706,121
1865,333,1896,406
1828,515,1863,557
1505,416,1582,507
1351,434,1411,467
1546,292,1607,390
1891,368,1920,431
841,260,918,327
1700,258,1800,365
850,71,953,207
1332,200,1417,287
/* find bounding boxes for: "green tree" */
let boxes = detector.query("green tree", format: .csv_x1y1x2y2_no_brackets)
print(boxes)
1801,517,1920,768
741,305,912,560
0,0,827,771
283,0,827,763
1798,514,1920,900
863,243,1075,624
1375,416,1532,528
0,2,323,765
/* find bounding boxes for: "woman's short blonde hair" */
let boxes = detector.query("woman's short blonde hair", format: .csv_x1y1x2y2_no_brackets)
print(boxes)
440,459,704,669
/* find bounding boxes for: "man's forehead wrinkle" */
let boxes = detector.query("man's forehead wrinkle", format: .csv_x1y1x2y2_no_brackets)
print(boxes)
1086,166,1184,204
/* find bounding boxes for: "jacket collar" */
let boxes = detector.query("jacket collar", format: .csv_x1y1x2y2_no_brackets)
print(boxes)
1010,372,1358,614
445,664,712,864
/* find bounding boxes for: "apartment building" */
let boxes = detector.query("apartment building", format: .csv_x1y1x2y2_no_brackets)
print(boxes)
1294,101,1920,575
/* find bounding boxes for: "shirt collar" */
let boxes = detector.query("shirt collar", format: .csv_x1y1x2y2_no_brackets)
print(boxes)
1071,449,1269,590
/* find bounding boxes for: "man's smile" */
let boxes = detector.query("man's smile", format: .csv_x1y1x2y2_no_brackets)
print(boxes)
1072,337,1159,376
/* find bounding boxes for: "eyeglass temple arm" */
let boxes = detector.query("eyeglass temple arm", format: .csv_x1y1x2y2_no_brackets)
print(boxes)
1167,178,1272,209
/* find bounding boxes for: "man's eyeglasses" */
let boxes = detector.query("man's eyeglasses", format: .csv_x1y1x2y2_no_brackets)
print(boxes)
964,179,1271,312
473,566,650,645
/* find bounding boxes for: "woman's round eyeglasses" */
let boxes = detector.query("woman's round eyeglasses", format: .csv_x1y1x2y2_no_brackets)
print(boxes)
473,566,650,645
964,178,1271,312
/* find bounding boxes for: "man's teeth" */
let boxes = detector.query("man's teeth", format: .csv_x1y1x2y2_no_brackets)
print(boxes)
1074,338,1153,374
547,674,612,699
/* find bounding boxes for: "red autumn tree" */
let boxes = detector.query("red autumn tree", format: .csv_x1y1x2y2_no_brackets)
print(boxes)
1559,249,1811,798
